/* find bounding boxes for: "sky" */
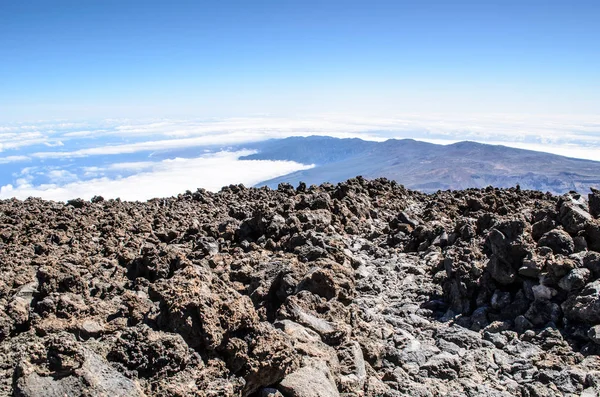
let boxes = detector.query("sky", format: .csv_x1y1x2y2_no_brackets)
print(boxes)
0,1,599,200
1,0,599,119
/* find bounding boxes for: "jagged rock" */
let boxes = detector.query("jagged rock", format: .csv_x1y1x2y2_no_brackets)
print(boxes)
515,315,533,333
14,333,145,397
337,341,367,392
559,201,592,234
584,251,600,277
558,268,590,291
420,352,461,379
532,217,556,241
587,222,600,252
588,325,600,345
519,251,546,278
278,297,348,345
524,300,561,327
590,188,600,218
538,229,574,255
562,280,600,324
277,360,340,397
2,179,600,396
486,255,516,285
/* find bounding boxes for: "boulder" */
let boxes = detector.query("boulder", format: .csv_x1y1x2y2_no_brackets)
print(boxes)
337,341,367,392
14,334,145,397
277,360,340,397
562,280,600,324
538,229,574,255
559,202,592,234
486,255,516,285
420,352,461,379
590,188,600,218
588,325,600,345
558,268,590,292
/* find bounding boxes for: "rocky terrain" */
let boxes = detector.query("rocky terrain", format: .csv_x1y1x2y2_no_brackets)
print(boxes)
3,178,600,396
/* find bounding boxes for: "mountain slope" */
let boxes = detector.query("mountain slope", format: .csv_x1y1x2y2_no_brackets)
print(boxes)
241,137,600,193
3,180,600,395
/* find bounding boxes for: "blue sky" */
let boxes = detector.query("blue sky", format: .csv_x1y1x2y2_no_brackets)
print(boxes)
1,0,599,119
0,1,599,200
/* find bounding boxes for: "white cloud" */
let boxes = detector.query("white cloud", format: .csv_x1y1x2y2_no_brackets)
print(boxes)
44,140,64,147
106,161,156,171
0,155,29,164
4,113,600,160
0,151,313,201
414,138,600,161
46,169,79,183
1,114,600,202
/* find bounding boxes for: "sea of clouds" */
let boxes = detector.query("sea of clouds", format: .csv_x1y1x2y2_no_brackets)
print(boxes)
0,114,599,201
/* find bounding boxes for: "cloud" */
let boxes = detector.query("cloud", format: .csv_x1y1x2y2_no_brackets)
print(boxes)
46,169,79,183
0,155,30,164
0,151,313,201
1,114,600,201
4,113,600,160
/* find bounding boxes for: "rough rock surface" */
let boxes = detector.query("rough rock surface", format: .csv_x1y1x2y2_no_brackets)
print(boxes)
2,178,600,396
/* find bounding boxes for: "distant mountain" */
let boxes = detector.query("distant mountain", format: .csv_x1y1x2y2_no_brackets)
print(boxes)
239,136,600,193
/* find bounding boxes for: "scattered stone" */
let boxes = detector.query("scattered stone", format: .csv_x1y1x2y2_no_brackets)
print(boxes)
0,179,599,396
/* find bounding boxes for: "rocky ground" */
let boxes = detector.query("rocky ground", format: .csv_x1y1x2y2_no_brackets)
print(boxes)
2,178,600,396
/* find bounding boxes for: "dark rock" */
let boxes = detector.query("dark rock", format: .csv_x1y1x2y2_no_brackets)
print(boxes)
1,179,600,397
538,229,574,255
532,217,556,241
586,222,600,252
590,188,600,218
562,280,600,324
558,268,590,292
587,325,600,345
584,251,600,277
559,202,592,234
486,255,516,285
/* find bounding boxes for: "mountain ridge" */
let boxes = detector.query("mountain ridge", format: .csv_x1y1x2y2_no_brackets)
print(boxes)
238,136,600,193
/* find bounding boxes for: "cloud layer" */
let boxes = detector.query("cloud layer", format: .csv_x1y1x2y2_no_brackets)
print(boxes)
0,151,313,201
0,114,599,201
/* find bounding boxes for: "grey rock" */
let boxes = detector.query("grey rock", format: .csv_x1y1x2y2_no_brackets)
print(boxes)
531,283,556,301
559,201,592,234
515,315,533,333
15,346,145,397
420,352,460,379
337,341,366,392
558,268,590,291
277,360,340,397
281,299,347,345
587,325,600,345
562,280,600,324
260,388,284,397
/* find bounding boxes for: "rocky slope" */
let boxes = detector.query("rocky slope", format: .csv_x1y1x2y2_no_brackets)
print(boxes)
241,136,600,193
2,178,600,396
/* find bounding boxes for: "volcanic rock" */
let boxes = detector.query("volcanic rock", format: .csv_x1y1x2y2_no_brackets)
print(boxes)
1,179,600,396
